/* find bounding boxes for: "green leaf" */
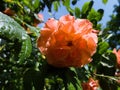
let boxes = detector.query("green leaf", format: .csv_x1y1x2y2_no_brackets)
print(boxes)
63,68,82,90
0,12,32,64
102,51,116,67
63,0,70,8
102,0,108,4
100,54,116,68
18,37,32,63
23,68,45,90
22,0,34,11
53,1,60,12
33,0,40,9
23,0,31,8
23,69,33,90
81,1,94,18
33,61,48,90
87,8,104,22
75,7,81,18
97,9,104,21
98,42,109,54
0,44,5,51
118,87,120,90
97,52,117,90
62,0,74,15
66,7,74,15
81,1,89,14
72,0,77,5
26,23,40,37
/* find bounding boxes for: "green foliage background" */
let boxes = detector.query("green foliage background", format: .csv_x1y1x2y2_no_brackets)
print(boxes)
0,0,120,90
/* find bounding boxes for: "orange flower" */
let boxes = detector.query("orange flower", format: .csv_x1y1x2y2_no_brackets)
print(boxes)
37,14,98,67
113,48,120,68
82,78,99,90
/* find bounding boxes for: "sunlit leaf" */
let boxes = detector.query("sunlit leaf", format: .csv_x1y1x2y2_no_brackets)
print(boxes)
98,42,109,54
81,1,94,18
33,0,40,9
53,1,60,11
23,0,30,7
0,44,5,51
66,7,74,15
75,7,81,18
0,12,32,64
87,8,104,22
26,23,40,37
63,0,70,8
